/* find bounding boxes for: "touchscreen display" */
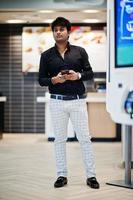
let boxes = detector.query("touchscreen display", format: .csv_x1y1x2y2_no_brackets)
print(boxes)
115,0,133,67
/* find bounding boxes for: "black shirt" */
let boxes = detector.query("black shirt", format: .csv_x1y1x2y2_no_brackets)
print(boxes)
38,43,94,95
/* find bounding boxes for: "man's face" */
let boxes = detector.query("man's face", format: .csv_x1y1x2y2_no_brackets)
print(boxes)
53,26,70,42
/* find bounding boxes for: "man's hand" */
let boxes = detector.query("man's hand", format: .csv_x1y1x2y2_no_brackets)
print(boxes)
51,72,66,84
63,70,80,81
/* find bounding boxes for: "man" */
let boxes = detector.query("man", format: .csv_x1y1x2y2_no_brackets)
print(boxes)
39,17,100,189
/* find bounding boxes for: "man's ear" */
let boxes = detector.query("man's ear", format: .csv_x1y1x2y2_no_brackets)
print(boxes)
68,31,71,39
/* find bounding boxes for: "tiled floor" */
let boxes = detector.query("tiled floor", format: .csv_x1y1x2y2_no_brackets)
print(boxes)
0,134,132,200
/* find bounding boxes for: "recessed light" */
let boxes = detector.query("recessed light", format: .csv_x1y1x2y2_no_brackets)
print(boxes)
6,19,26,23
82,10,100,13
43,19,54,23
38,10,55,13
82,19,100,23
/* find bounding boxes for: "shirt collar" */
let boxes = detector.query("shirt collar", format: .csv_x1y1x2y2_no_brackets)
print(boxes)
54,42,70,52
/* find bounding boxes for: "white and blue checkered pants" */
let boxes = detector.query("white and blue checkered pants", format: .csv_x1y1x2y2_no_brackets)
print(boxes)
49,98,96,178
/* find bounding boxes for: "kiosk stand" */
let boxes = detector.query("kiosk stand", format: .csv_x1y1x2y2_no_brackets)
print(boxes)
107,125,133,189
106,0,133,189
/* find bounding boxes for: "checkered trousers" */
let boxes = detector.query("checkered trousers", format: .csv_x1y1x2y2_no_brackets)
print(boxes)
49,98,96,178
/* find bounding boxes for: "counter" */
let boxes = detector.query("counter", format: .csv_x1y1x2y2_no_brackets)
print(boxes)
86,93,116,140
0,96,7,102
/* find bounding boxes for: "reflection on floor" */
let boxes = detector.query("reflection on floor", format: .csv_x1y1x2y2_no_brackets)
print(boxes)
0,134,132,200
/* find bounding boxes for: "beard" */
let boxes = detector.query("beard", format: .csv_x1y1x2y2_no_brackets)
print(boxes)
54,35,69,43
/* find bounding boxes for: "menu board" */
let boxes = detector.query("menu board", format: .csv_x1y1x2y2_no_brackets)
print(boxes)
22,26,106,73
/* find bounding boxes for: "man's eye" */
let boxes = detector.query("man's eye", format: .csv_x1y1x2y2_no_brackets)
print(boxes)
54,28,65,32
60,28,65,32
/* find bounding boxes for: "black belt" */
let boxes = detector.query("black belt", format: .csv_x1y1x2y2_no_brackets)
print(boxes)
50,94,86,100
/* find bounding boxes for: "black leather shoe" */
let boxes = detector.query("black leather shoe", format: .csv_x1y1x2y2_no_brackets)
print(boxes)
54,176,68,188
86,177,100,189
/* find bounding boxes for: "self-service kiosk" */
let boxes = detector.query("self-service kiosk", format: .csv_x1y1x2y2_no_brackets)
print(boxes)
106,0,133,188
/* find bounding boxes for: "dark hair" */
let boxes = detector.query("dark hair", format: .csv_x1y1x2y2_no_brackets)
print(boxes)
51,17,71,32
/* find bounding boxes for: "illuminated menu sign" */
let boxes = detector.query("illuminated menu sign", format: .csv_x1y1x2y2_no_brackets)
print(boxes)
115,0,133,67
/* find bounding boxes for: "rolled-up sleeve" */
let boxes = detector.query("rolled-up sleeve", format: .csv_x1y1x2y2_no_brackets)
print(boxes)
38,53,52,87
80,48,94,81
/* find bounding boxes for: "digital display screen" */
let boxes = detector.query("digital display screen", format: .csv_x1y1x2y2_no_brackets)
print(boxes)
115,0,133,68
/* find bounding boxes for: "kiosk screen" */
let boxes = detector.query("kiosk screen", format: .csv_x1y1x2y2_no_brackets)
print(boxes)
115,0,133,68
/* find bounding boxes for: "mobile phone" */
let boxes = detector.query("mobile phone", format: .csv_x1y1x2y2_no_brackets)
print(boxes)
61,70,70,75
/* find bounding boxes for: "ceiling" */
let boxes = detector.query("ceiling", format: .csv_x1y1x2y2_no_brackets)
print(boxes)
0,0,107,24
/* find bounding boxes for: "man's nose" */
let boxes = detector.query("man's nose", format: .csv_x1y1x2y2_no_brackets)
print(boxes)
57,30,61,34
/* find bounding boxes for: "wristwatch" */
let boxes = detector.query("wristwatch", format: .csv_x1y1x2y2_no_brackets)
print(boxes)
78,72,81,79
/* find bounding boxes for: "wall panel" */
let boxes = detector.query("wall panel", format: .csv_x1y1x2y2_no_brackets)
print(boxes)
0,24,46,133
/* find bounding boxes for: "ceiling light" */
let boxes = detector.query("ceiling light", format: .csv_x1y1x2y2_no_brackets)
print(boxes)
82,19,100,23
82,10,100,13
43,19,54,23
38,10,55,13
6,19,26,23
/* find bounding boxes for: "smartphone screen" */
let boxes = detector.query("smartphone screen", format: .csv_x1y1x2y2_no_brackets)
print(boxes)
61,70,70,75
